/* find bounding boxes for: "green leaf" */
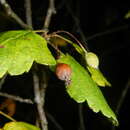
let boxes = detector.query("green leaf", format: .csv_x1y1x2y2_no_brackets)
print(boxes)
87,66,111,87
57,54,118,126
0,30,56,78
3,122,40,130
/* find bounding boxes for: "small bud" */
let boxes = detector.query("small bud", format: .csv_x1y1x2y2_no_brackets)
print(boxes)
85,52,99,69
55,63,72,85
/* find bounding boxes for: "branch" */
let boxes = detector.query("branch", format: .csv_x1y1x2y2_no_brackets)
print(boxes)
24,0,33,28
64,2,89,51
46,112,63,130
78,104,85,130
0,111,16,122
86,24,129,41
43,0,56,29
32,0,56,129
56,0,66,10
115,79,130,113
33,70,48,130
65,1,129,43
112,79,130,130
40,69,47,106
0,0,31,29
0,74,7,90
0,92,33,104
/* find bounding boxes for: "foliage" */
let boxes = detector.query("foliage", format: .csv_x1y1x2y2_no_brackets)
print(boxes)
57,54,118,125
0,30,118,127
0,30,56,78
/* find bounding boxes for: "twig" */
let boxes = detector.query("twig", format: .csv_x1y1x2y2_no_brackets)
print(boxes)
116,80,130,113
0,0,31,29
33,70,48,130
112,79,130,130
78,104,85,130
0,74,7,90
0,92,34,104
40,69,48,106
86,24,129,41
33,0,56,129
43,0,56,29
0,111,16,122
56,0,66,10
65,2,129,44
64,2,89,50
24,0,33,28
53,31,87,52
46,112,63,130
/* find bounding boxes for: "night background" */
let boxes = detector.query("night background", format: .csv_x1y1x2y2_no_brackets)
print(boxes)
0,0,130,130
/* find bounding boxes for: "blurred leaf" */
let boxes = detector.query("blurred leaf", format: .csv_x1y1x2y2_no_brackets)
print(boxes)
87,66,111,87
50,37,68,46
55,35,84,54
57,54,118,126
124,10,130,19
0,99,16,117
3,122,40,130
0,30,56,78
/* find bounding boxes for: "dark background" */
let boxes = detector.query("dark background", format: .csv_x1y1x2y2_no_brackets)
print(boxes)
0,0,130,130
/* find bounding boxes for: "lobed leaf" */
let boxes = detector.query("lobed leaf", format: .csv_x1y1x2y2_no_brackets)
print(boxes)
57,54,118,126
0,30,56,78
